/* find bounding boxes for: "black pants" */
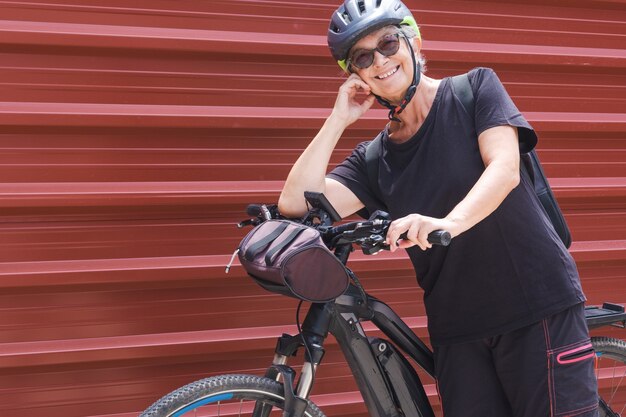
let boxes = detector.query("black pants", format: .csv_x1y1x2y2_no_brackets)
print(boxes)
434,303,598,417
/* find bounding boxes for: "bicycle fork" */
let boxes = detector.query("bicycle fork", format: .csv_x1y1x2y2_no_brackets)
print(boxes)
255,304,332,417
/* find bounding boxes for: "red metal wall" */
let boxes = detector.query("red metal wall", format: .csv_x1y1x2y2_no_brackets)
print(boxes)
1,1,624,416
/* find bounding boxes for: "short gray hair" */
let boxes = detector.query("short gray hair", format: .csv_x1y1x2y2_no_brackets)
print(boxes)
399,25,427,72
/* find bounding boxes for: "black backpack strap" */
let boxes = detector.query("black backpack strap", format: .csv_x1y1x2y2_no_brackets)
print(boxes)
450,73,475,116
364,131,386,209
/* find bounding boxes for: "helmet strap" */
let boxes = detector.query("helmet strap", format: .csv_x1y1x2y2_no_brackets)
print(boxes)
374,35,421,123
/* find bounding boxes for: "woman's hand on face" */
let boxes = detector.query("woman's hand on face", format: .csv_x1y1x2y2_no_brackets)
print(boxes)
330,73,376,127
385,214,457,252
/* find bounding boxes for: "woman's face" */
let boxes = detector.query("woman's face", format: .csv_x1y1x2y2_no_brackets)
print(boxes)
349,26,418,102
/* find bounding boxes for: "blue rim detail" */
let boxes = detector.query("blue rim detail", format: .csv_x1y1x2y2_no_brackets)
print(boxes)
172,393,234,417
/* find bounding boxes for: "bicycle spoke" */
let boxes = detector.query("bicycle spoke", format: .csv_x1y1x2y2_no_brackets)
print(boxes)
611,363,617,405
617,368,626,416
607,360,625,407
598,353,626,416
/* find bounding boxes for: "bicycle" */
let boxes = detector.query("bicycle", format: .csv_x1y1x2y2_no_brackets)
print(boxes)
139,192,626,417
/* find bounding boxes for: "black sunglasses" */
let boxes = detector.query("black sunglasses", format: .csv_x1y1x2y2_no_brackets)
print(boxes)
348,33,401,70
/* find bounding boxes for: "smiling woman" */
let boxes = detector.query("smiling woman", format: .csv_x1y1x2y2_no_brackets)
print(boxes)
277,0,600,416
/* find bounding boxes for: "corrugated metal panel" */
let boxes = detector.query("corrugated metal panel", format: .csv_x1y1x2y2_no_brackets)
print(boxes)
0,1,624,416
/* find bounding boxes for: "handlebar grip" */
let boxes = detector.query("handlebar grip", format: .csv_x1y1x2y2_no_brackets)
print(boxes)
246,204,272,221
428,230,452,246
246,204,263,217
398,230,452,246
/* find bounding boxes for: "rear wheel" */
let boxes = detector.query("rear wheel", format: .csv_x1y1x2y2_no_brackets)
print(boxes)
139,374,327,417
592,337,626,417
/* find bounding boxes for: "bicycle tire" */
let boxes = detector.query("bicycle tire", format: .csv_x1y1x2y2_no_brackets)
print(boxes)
139,374,327,417
592,336,626,417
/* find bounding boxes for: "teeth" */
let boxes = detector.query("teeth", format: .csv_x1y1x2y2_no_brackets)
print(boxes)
378,67,398,79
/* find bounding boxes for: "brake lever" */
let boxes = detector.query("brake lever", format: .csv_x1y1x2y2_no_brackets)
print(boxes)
356,234,385,255
237,219,257,228
260,205,272,221
350,223,386,238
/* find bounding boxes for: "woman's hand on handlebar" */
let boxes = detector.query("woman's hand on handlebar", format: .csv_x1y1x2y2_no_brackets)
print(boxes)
330,73,376,127
385,214,458,252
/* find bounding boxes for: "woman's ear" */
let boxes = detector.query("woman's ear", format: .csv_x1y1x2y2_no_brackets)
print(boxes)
413,36,422,53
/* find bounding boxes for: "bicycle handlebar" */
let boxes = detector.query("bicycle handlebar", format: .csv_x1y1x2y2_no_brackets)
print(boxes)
241,204,451,256
325,219,450,254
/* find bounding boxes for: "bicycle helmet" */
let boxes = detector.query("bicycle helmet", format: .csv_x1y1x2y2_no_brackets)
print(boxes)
328,0,420,73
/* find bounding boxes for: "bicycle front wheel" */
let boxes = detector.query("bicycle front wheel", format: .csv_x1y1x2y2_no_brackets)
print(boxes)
593,336,626,417
139,374,327,417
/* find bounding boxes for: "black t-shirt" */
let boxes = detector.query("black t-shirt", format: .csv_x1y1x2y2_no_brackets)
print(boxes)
327,67,585,346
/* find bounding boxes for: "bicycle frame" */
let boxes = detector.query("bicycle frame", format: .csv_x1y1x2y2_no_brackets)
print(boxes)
261,283,437,417
331,285,436,417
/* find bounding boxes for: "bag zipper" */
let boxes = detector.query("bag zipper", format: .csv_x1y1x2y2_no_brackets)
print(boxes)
225,248,240,273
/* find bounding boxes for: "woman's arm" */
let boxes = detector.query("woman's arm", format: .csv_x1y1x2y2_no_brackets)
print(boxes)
445,125,520,231
278,74,375,218
386,124,521,251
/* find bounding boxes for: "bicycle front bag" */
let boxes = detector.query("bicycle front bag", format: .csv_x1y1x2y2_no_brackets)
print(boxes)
237,220,350,302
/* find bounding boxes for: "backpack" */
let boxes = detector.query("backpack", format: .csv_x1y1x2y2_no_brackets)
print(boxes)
364,73,572,248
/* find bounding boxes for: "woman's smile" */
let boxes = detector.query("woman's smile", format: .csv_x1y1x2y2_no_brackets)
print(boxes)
375,65,400,80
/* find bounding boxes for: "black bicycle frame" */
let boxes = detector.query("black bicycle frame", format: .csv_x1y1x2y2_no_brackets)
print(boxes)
261,283,437,417
329,285,436,417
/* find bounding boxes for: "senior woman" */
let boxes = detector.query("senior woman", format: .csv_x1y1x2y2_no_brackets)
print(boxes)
277,0,598,415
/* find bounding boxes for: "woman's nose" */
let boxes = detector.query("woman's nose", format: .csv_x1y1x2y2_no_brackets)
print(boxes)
372,50,388,67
